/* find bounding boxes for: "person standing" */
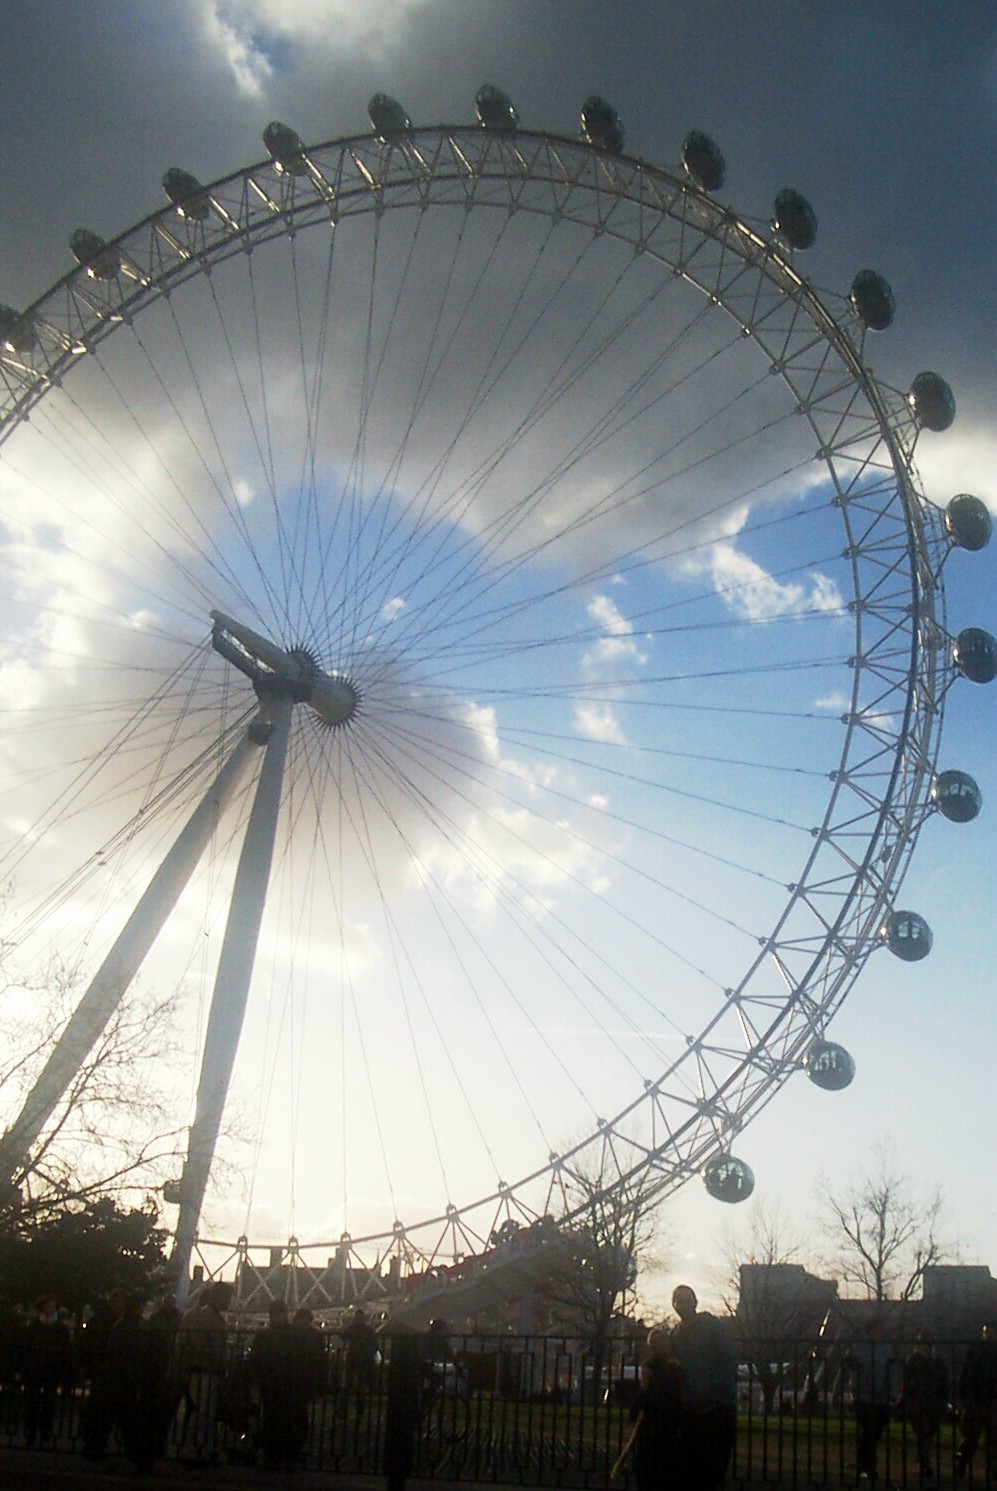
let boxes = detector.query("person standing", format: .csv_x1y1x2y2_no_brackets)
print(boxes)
956,1319,997,1480
291,1308,327,1459
342,1306,378,1416
250,1300,301,1468
842,1319,896,1486
669,1285,737,1491
174,1280,233,1464
619,1332,686,1490
24,1295,73,1448
901,1333,948,1479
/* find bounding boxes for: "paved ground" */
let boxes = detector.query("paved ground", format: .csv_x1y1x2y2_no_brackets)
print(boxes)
0,1455,535,1491
0,1452,389,1491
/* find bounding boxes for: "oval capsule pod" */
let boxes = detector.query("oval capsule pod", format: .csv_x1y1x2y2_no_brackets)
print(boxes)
163,167,210,221
682,130,725,192
953,627,997,684
0,303,36,352
881,910,933,961
931,769,982,823
850,269,895,331
580,96,625,154
263,121,306,175
804,1039,855,1091
702,1153,754,1203
908,371,956,431
368,93,412,140
772,189,817,250
945,493,992,552
475,84,518,133
69,228,119,281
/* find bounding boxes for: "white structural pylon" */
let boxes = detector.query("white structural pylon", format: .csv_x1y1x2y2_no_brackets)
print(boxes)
0,612,357,1295
0,725,265,1191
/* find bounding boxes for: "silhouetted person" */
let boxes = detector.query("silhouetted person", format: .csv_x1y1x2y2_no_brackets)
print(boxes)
250,1299,302,1468
80,1287,126,1459
24,1295,72,1448
291,1307,327,1456
843,1319,896,1486
956,1319,997,1480
174,1279,233,1463
343,1306,378,1415
669,1285,737,1491
629,1336,686,1491
902,1333,948,1478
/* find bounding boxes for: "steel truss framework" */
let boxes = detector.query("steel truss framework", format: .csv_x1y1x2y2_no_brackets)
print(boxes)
0,125,954,1281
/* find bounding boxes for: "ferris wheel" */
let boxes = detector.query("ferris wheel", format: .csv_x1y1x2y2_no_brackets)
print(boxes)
0,87,992,1295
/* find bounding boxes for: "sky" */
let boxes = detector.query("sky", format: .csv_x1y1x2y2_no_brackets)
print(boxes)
1,1,995,1316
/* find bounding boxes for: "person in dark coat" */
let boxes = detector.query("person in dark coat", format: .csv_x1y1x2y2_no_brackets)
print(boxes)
901,1333,948,1478
624,1341,686,1490
842,1319,896,1487
24,1296,73,1447
80,1288,126,1459
343,1306,378,1415
250,1299,302,1468
956,1319,997,1480
291,1307,327,1456
669,1285,737,1491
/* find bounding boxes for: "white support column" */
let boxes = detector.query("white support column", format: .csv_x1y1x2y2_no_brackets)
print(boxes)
171,694,293,1294
0,723,266,1188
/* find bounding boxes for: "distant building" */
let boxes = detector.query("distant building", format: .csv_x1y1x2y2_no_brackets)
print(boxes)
735,1262,997,1346
736,1262,838,1345
921,1265,997,1340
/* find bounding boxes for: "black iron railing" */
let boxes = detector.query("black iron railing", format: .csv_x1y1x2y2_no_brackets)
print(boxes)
0,1326,991,1487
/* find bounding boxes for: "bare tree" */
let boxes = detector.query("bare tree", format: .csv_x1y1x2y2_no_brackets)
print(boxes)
538,1140,664,1378
718,1202,834,1411
817,1141,948,1302
0,952,186,1225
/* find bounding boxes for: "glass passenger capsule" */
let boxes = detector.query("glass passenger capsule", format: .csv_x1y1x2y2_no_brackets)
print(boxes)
475,85,519,133
908,371,956,431
772,189,817,250
682,130,725,192
881,910,933,961
803,1039,855,1091
702,1153,754,1203
162,167,210,221
580,96,625,154
954,627,997,684
945,493,992,552
931,769,982,823
368,93,412,140
69,228,119,280
0,303,36,352
850,269,895,331
263,121,307,175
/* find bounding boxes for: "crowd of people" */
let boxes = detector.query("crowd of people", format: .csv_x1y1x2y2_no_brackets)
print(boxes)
2,1277,996,1485
615,1294,997,1489
1,1285,381,1474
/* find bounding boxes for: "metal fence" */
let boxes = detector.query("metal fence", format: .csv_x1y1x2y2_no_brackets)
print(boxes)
0,1325,992,1487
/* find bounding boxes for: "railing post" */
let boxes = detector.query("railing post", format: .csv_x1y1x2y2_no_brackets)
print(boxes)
385,1332,421,1491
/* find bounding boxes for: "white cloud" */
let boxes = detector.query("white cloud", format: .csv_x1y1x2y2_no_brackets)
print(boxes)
689,541,843,623
199,4,275,96
915,423,997,516
574,702,626,746
573,592,647,744
194,0,434,87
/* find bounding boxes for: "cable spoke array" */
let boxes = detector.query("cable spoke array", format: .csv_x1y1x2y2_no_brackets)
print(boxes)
0,125,950,1272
